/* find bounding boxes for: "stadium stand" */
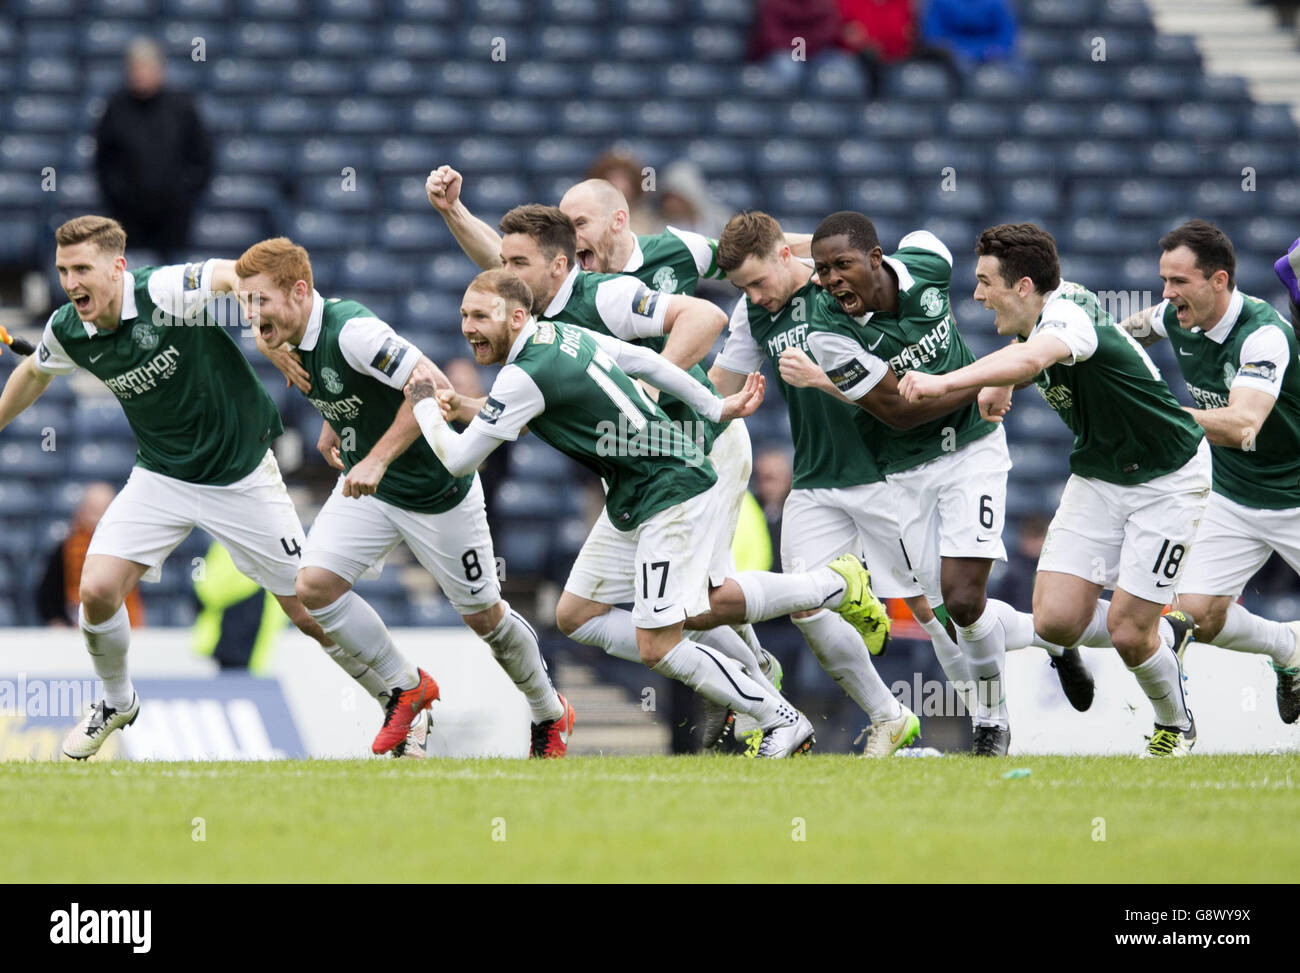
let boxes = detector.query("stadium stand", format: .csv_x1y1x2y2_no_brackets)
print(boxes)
1,0,1299,638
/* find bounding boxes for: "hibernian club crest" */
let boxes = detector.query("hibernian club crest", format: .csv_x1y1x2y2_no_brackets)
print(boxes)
652,266,679,293
1223,361,1237,389
133,322,159,350
322,367,344,395
919,287,944,318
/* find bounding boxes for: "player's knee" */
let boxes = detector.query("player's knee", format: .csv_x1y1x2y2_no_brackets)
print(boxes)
905,597,934,624
294,572,334,612
1180,597,1225,641
1034,610,1088,649
555,598,595,638
944,589,986,628
78,578,121,619
1107,616,1153,660
462,601,504,637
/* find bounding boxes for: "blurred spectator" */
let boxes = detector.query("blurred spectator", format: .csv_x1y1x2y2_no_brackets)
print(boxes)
655,161,727,238
989,514,1049,613
837,0,962,94
1275,236,1300,326
586,150,657,235
94,37,212,263
920,0,1019,75
753,448,794,563
193,541,287,672
444,357,510,534
36,482,145,628
749,0,859,90
732,491,773,572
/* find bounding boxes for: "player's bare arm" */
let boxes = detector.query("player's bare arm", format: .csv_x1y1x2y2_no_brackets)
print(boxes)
658,294,729,371
342,398,422,498
1184,385,1277,449
978,384,1014,423
207,259,241,295
0,354,55,431
777,346,855,404
425,165,504,271
707,362,747,396
784,232,813,259
317,419,345,471
1117,306,1163,347
255,328,311,394
898,334,1072,403
855,367,981,429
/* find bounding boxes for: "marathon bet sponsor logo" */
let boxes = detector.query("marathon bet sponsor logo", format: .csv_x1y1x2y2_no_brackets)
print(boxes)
49,903,151,953
886,316,952,375
104,347,182,399
764,323,809,358
1185,381,1229,410
309,393,364,424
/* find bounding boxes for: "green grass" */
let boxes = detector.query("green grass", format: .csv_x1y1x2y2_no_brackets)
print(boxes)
3,755,1297,882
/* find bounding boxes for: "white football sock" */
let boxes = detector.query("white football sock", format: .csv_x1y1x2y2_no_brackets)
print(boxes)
1076,599,1113,647
80,604,133,711
320,642,389,703
483,603,564,722
793,610,901,723
688,626,779,696
919,614,977,716
1211,602,1296,665
990,599,1037,650
957,602,1008,728
308,591,418,690
732,567,844,622
653,640,798,730
570,606,641,663
1130,634,1191,730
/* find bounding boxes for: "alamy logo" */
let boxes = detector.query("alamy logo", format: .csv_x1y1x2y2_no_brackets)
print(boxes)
49,903,151,953
321,367,345,395
595,417,706,467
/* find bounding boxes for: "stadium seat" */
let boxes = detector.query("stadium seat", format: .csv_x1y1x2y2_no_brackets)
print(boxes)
914,181,988,218
706,178,757,213
290,210,365,248
1100,0,1152,27
377,24,450,60
709,100,772,137
998,178,1062,218
408,598,463,627
1264,180,1300,216
753,140,821,177
541,0,603,21
1044,66,1116,103
808,55,870,101
315,0,382,18
192,212,268,250
844,178,912,218
990,140,1057,179
736,63,799,100
1245,104,1300,142
332,98,398,134
460,175,530,213
389,0,456,19
682,138,749,177
764,179,836,218
832,140,902,178
1166,103,1241,139
613,0,680,22
506,62,574,100
480,100,550,136
408,99,478,135
498,523,552,577
303,175,379,213
286,59,355,95
636,102,704,137
885,62,957,102
313,21,377,56
612,26,678,63
218,137,292,175
944,102,1017,140
69,442,136,482
689,25,746,61
535,25,603,61
495,480,582,520
861,102,938,139
910,139,988,177
8,95,76,131
295,136,369,174
559,101,626,137
1026,0,1100,28
583,62,657,101
509,438,577,482
968,63,1029,102
254,97,326,133
238,0,305,18
378,215,445,251
18,56,80,94
783,102,853,138
208,174,281,210
1060,140,1138,178
662,62,732,101
165,0,229,15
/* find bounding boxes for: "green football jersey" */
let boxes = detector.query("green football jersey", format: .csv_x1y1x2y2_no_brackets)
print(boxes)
718,279,882,489
295,295,472,514
36,263,282,485
1160,292,1300,508
806,233,996,474
542,267,727,455
1026,282,1204,484
476,320,716,531
630,226,725,295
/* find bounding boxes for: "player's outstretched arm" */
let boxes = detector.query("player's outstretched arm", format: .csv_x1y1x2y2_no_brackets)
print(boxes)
342,398,424,498
425,165,503,271
1186,386,1276,449
898,334,1071,405
784,232,813,258
405,359,514,475
707,363,747,396
1117,306,1163,347
854,367,983,429
208,259,240,295
588,331,726,423
777,347,856,404
659,295,729,371
254,329,311,394
0,355,54,433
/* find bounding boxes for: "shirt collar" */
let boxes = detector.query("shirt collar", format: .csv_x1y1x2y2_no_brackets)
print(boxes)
622,238,645,273
507,317,538,364
83,271,137,337
852,256,915,325
544,267,580,319
294,291,326,351
1197,288,1244,344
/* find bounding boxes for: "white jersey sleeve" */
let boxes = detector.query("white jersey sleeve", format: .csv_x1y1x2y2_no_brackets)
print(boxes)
1034,298,1099,364
896,230,953,266
146,260,217,320
586,330,723,423
1233,324,1290,398
34,312,78,375
713,298,765,374
805,330,892,399
666,225,723,279
468,363,546,442
1146,300,1170,339
592,275,671,340
337,317,420,390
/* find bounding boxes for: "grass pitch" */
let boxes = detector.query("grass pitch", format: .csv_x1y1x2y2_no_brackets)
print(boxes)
3,755,1297,883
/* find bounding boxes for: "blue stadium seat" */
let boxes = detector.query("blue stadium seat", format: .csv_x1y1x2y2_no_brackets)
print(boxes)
408,598,463,627
534,24,602,61
315,0,382,18
409,99,478,135
1063,217,1153,256
612,26,678,62
1239,217,1297,255
1118,66,1181,102
0,219,39,264
910,139,987,177
559,101,625,136
1144,141,1211,177
192,212,268,250
692,0,749,23
662,62,731,101
332,98,397,134
0,173,36,206
70,442,136,482
313,22,377,56
613,0,680,21
1264,180,1300,216
1043,65,1116,103
8,95,76,132
944,101,1016,139
968,63,1029,102
425,254,477,290
764,180,836,217
460,175,530,213
689,25,746,61
390,0,456,18
1195,75,1250,103
885,62,957,102
509,438,576,482
403,290,464,333
1166,103,1241,139
1191,179,1258,218
507,62,574,99
373,137,437,174
1150,33,1200,66
0,22,13,57
253,97,325,133
295,136,368,174
1111,179,1183,218
495,480,581,520
380,24,452,60
289,210,364,248
1068,28,1147,64
753,140,821,177
998,178,1062,217
1224,141,1293,179
783,102,852,138
1060,140,1137,178
710,100,773,137
18,25,78,56
0,481,46,518
706,179,758,213
1026,0,1100,28
238,0,305,18
990,140,1056,178
378,215,446,251
807,55,869,100
861,102,938,139
845,178,913,217
286,59,355,95
636,102,703,137
832,140,902,178
445,136,521,176
684,138,749,177
384,174,435,212
541,0,602,21
1246,105,1300,141
736,63,799,100
1100,0,1152,27
480,100,550,136
196,95,244,134
165,0,229,15
498,523,553,577
585,62,657,100
218,136,292,174
208,174,281,210
914,181,988,218
232,21,297,57
303,175,379,213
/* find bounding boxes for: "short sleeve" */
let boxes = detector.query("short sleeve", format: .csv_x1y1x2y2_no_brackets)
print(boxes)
1232,325,1290,398
592,275,670,340
666,225,723,280
896,230,953,267
146,261,216,320
1033,299,1099,364
806,329,891,399
34,313,77,375
713,298,765,374
337,317,419,390
468,363,546,442
1148,300,1170,339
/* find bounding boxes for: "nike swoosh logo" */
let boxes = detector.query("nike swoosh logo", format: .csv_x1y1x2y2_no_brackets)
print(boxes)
867,334,885,351
976,537,994,543
1155,581,1174,588
89,353,105,363
470,584,486,595
1178,348,1193,357
652,605,673,613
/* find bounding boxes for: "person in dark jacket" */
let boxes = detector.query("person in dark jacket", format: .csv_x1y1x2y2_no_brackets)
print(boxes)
93,38,212,262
